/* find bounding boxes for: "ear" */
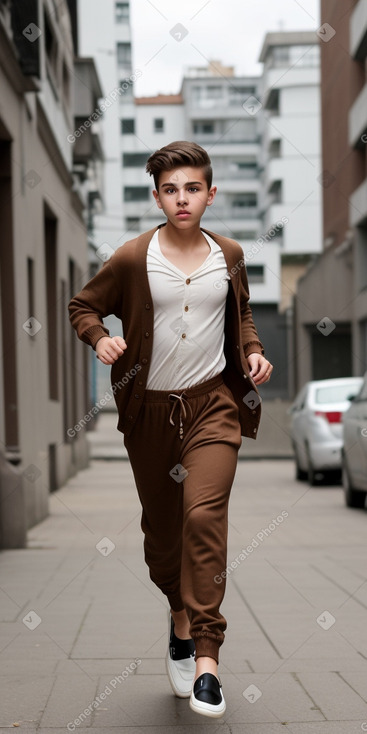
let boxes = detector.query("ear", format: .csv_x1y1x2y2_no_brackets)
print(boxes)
206,185,217,207
152,189,163,210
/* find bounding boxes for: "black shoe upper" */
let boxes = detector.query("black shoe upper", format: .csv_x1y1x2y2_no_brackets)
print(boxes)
169,615,195,661
192,672,222,705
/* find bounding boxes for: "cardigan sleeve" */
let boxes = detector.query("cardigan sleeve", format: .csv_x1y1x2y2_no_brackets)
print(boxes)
239,259,265,358
68,256,122,349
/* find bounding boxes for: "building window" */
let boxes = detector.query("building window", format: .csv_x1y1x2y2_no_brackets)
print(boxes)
117,42,131,66
191,85,223,107
119,79,133,97
247,265,265,283
230,160,258,177
232,193,257,208
154,118,164,132
126,217,140,230
232,231,258,240
193,121,215,134
121,118,135,134
115,2,129,22
229,86,256,105
124,187,150,202
269,140,281,159
123,153,149,167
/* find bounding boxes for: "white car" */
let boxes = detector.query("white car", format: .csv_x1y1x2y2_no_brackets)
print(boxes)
342,371,367,508
289,377,364,485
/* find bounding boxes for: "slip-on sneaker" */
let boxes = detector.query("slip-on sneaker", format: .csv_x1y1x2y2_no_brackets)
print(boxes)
190,672,226,718
165,610,196,698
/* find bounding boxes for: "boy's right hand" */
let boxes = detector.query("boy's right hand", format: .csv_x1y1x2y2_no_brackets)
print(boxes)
95,336,127,365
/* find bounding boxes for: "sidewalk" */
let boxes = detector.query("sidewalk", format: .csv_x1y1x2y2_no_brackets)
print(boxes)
0,425,367,731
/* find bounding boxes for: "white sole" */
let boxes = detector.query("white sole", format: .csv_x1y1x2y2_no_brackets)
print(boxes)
189,687,226,718
165,610,195,698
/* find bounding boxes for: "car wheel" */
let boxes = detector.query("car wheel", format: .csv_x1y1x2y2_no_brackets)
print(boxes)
306,445,322,486
342,460,366,509
294,445,307,481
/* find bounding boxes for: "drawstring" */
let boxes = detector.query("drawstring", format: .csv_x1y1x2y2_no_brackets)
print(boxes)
168,392,192,440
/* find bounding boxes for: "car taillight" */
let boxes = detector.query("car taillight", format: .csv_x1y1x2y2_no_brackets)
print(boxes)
315,411,342,423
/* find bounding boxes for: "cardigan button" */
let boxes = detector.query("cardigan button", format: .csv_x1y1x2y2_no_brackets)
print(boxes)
144,332,150,338
138,380,143,386
253,427,257,433
134,393,140,399
128,415,133,421
145,303,151,309
141,358,148,364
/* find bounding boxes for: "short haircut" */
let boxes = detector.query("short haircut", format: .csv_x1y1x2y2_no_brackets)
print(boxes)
146,140,212,190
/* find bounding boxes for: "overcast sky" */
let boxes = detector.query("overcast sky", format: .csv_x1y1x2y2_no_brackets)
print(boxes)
130,0,320,97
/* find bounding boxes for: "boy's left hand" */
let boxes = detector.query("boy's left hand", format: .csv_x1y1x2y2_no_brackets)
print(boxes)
246,353,273,385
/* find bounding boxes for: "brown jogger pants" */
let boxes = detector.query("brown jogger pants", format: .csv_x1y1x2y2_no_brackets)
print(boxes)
123,372,242,664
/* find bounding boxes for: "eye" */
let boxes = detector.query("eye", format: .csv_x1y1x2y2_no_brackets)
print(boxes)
188,187,199,192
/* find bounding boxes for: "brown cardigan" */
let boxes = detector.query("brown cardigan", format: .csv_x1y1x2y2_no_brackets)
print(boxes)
68,224,266,439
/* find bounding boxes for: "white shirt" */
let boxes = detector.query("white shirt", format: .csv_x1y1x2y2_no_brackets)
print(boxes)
146,228,229,390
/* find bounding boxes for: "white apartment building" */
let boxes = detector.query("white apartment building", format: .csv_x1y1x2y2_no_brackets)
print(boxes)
259,31,322,312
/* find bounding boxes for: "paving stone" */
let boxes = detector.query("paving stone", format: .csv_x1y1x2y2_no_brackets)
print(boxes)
1,453,366,730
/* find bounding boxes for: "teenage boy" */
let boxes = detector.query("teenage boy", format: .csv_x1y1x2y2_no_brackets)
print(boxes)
68,141,273,719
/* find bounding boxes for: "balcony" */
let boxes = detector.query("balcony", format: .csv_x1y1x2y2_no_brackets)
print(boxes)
349,178,367,227
350,0,367,59
349,82,367,148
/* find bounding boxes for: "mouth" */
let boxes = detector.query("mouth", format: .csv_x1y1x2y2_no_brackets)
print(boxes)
176,211,191,218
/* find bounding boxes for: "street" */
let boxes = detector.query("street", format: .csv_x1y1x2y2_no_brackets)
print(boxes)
1,454,367,733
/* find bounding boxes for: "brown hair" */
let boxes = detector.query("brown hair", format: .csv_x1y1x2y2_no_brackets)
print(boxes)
146,140,212,190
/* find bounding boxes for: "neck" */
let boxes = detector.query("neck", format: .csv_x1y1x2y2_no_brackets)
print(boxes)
160,220,204,249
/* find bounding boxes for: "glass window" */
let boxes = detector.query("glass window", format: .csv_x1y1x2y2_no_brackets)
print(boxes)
119,79,133,96
121,118,135,134
126,217,140,229
154,118,164,132
115,3,129,22
193,121,215,134
206,85,222,99
315,381,363,404
124,187,150,202
232,193,257,207
229,86,256,104
117,42,131,65
123,153,148,166
247,265,264,283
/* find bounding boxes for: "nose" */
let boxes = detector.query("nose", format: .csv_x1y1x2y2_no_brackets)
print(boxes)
176,188,188,205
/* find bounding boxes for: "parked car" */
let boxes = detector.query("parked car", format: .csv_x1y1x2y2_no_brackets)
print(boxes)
342,371,367,508
289,377,364,485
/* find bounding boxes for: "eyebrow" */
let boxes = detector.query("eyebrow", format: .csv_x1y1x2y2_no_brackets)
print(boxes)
161,181,203,188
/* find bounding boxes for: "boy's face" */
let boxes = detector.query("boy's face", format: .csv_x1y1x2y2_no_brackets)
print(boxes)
152,166,217,229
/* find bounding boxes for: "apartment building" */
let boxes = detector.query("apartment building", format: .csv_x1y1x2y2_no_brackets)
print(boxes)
0,0,103,546
293,0,367,387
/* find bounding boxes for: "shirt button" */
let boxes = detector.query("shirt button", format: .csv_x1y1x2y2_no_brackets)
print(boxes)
184,305,189,312
141,358,148,364
145,332,150,338
185,278,190,285
181,333,186,339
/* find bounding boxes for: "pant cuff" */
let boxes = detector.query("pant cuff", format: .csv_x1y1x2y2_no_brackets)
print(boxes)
192,635,221,665
167,591,184,612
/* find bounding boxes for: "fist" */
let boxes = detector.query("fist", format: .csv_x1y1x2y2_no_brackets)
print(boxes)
95,336,127,365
